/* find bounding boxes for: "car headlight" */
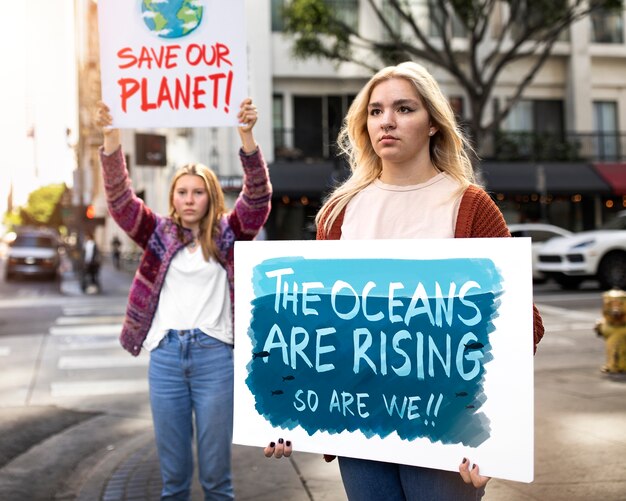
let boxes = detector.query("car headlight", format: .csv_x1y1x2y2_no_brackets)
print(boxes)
571,239,596,249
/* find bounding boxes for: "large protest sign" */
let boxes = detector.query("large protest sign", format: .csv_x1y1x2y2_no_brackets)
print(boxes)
98,0,247,128
234,238,535,483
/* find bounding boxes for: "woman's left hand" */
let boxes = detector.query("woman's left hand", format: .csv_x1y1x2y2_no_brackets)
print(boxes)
263,438,292,459
238,98,257,133
459,458,490,488
237,97,258,153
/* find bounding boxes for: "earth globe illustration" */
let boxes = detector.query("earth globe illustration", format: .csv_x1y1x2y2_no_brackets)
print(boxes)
141,0,203,39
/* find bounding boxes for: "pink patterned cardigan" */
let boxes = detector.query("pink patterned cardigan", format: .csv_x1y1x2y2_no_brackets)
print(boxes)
100,146,272,356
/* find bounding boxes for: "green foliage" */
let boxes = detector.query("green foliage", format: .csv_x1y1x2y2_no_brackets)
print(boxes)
3,183,67,230
283,0,353,61
2,209,22,229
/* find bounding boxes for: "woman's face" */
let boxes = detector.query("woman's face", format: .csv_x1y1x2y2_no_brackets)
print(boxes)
172,174,209,230
366,78,434,167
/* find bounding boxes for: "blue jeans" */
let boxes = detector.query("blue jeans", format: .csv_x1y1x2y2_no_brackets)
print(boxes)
338,457,485,501
149,329,234,501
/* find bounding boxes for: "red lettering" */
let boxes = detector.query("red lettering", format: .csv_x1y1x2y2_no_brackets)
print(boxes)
156,76,175,109
193,76,207,109
185,42,233,67
118,78,140,112
175,75,191,109
117,47,137,69
186,44,203,66
117,73,232,113
214,43,232,67
164,44,181,69
117,45,181,70
208,73,226,109
141,77,157,111
138,47,153,69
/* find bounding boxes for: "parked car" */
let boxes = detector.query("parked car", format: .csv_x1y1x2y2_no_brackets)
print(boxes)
537,212,626,290
4,228,61,281
508,223,573,283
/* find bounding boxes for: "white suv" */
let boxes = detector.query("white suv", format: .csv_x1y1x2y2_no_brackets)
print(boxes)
537,213,626,290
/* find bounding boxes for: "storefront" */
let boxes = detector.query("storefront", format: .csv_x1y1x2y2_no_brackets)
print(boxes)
480,162,613,231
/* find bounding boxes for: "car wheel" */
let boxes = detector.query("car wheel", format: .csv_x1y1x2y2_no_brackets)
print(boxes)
554,275,583,290
598,251,626,290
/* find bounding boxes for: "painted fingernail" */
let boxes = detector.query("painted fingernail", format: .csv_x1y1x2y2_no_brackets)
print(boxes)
278,438,284,444
269,442,275,448
472,464,477,470
462,458,467,464
286,441,291,447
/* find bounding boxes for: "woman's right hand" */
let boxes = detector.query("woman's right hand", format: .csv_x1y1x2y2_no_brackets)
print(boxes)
94,101,121,155
264,438,292,459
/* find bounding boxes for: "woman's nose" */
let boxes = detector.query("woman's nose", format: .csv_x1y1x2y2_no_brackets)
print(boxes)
381,115,395,131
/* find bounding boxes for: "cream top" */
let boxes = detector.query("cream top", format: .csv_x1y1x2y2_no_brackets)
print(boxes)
341,173,463,239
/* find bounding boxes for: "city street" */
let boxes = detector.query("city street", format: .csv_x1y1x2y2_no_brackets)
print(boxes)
0,258,625,500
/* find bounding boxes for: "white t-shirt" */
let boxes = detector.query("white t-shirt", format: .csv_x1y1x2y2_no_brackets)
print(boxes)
341,173,463,240
143,247,233,351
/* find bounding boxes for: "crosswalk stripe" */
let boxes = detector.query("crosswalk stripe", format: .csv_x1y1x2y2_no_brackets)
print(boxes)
59,339,121,351
62,306,125,316
58,355,148,369
50,324,122,336
55,315,124,325
50,379,148,397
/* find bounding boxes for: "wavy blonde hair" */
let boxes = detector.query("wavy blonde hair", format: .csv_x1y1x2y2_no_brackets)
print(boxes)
169,163,225,262
316,61,477,234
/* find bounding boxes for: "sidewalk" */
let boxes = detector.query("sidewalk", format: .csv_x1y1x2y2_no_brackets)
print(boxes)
61,261,625,501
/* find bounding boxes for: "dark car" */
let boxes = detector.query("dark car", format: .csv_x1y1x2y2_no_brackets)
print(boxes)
5,228,61,281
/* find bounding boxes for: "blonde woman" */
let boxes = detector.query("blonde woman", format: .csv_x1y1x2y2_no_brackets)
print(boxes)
96,99,271,500
266,62,544,500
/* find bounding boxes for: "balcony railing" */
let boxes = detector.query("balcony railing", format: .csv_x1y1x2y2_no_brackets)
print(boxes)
489,131,626,162
274,128,626,163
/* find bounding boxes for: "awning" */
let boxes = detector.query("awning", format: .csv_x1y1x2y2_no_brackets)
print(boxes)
479,162,612,195
592,163,626,195
268,160,349,198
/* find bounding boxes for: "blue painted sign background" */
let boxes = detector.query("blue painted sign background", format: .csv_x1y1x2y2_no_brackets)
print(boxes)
233,239,534,483
246,256,501,447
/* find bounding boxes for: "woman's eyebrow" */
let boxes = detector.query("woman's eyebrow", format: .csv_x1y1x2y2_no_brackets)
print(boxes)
368,98,419,109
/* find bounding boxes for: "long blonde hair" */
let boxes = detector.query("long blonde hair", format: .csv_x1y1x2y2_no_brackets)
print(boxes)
316,61,476,234
169,163,225,262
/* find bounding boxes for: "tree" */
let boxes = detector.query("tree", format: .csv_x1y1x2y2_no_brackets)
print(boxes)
3,184,67,230
281,0,623,154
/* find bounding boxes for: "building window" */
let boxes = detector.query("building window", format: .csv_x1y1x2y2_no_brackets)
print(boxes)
273,94,285,150
506,100,534,132
502,99,565,159
509,0,569,42
593,101,619,160
591,9,624,44
328,0,359,31
428,0,467,38
271,0,286,32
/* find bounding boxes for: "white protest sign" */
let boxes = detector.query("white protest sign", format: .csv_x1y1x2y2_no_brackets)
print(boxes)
234,238,535,483
98,0,247,128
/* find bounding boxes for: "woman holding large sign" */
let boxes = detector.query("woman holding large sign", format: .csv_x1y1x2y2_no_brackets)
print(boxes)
265,62,544,500
96,98,271,500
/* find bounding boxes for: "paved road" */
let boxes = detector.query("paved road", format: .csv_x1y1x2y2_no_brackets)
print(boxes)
0,260,624,500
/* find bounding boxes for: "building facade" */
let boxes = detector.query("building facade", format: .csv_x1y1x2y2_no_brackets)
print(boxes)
76,1,626,246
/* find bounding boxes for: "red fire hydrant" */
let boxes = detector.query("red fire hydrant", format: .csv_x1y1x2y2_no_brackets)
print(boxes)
595,288,626,373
